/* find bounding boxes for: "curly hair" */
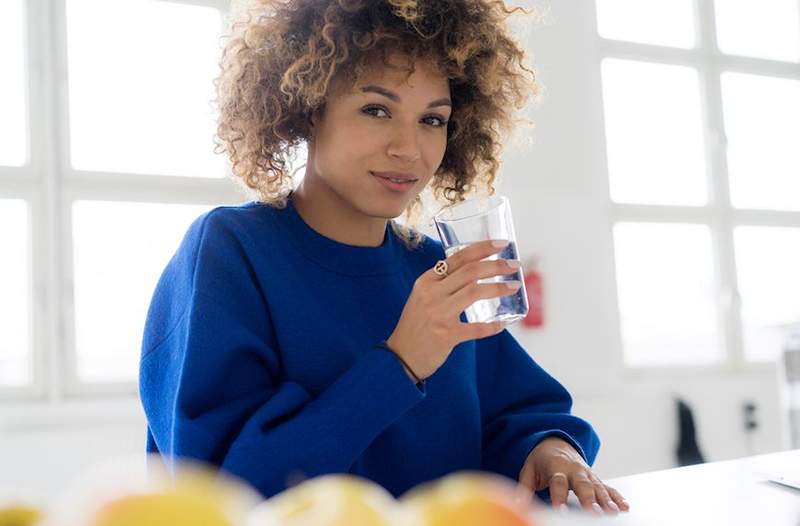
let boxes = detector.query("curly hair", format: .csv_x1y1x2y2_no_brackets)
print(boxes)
214,0,539,249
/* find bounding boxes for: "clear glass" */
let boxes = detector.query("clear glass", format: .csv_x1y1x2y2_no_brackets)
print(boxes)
735,226,800,362
721,73,800,211
433,196,528,326
72,200,213,382
0,199,32,386
601,59,707,206
595,0,696,49
66,0,226,177
714,0,800,63
613,222,722,367
0,0,28,167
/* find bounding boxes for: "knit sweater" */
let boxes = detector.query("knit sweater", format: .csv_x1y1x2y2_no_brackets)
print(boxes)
139,193,600,499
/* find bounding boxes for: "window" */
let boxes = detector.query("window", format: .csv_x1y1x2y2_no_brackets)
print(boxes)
0,0,240,395
0,0,28,166
597,1,800,366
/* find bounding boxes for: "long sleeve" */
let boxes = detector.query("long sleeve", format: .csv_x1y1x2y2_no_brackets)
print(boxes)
476,328,601,483
139,211,425,498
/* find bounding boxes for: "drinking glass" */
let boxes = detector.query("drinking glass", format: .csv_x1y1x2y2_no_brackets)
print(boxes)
433,195,528,326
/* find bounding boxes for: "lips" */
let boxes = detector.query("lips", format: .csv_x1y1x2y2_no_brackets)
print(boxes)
371,171,419,183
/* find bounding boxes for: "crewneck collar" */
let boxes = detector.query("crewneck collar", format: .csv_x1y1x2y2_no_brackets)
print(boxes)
269,191,405,276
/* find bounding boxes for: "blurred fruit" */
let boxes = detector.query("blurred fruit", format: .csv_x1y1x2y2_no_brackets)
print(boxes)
43,454,261,526
246,474,400,526
399,471,541,526
0,505,44,526
88,492,231,526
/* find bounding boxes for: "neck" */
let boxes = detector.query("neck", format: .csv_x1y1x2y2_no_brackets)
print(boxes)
292,173,388,248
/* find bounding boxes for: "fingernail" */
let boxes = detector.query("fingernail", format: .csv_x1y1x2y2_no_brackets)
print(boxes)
506,259,522,269
591,502,603,515
607,500,620,513
492,240,510,248
621,499,630,510
557,504,568,515
505,280,522,289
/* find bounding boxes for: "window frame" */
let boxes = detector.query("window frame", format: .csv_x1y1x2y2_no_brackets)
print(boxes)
0,0,241,400
596,0,800,371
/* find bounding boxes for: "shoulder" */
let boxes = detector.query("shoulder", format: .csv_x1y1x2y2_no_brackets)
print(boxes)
182,200,281,250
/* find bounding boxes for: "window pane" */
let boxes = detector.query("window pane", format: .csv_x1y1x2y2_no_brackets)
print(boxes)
596,0,696,48
0,0,28,167
66,0,226,178
721,73,800,211
735,227,800,362
0,199,32,385
601,59,707,206
715,0,800,63
614,223,722,366
72,201,213,382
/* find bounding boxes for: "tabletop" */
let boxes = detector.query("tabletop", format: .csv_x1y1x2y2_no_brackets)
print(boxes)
541,449,800,526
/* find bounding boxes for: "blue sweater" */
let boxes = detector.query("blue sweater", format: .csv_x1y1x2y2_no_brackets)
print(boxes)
139,193,600,499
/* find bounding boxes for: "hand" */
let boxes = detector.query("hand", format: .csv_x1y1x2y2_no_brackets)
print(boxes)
386,239,522,381
518,437,630,516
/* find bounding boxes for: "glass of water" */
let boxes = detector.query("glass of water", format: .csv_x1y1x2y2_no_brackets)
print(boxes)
433,195,528,326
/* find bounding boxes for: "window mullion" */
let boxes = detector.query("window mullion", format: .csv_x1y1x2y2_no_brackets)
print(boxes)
696,0,746,369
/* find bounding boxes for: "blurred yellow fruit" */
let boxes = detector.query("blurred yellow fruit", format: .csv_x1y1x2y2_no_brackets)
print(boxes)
43,454,262,526
246,475,400,526
0,505,44,526
88,492,231,526
399,472,540,526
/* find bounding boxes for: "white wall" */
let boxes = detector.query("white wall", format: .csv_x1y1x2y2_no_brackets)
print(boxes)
0,0,789,508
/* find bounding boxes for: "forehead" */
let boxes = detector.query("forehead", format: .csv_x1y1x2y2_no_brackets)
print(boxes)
333,54,449,98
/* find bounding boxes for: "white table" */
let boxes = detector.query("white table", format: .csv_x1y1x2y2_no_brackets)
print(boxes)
543,449,800,525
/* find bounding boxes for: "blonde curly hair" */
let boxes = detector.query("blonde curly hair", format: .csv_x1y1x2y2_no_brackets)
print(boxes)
214,0,539,249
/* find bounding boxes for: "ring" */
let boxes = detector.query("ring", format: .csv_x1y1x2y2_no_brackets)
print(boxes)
433,260,449,277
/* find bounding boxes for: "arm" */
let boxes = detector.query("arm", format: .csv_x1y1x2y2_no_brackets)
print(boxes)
139,211,425,498
476,328,600,482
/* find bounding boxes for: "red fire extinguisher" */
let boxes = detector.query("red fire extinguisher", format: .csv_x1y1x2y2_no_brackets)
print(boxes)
522,256,544,328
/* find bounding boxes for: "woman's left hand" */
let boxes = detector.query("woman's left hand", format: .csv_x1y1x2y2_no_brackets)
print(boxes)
518,436,630,516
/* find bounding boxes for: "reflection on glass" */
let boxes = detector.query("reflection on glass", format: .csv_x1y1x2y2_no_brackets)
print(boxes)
715,0,800,63
596,0,695,48
0,0,28,167
0,199,32,385
735,227,800,362
602,59,707,206
72,200,213,382
614,222,722,367
66,0,226,177
721,73,800,211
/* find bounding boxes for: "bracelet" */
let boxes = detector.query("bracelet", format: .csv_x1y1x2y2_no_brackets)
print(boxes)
375,340,426,388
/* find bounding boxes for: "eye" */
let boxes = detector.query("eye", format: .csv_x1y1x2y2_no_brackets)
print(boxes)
362,105,390,118
423,115,449,128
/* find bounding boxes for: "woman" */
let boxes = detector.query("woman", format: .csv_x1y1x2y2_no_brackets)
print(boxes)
139,0,629,516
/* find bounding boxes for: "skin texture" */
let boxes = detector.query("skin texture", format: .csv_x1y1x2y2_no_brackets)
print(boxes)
292,53,450,247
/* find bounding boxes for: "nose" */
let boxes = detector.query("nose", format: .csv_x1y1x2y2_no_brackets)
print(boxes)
386,123,421,163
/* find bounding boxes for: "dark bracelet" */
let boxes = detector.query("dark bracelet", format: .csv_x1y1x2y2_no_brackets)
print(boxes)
375,340,425,388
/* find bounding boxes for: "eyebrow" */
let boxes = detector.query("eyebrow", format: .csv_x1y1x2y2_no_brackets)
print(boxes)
360,85,452,108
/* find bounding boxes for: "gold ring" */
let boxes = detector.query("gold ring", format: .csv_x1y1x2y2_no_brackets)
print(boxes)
433,260,449,277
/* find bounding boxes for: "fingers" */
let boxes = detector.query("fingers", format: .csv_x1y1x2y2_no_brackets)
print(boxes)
571,475,602,516
439,257,520,296
591,480,619,516
424,239,509,283
548,472,570,512
445,280,522,318
606,485,630,512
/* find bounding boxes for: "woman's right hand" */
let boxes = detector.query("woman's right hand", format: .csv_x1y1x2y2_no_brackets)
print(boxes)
385,239,522,381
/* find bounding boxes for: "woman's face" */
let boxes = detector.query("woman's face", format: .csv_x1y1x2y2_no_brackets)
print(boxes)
307,55,451,219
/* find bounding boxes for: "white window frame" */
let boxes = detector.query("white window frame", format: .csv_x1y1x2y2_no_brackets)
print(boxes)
0,0,242,401
595,1,800,372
